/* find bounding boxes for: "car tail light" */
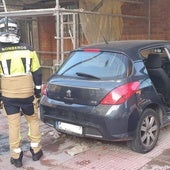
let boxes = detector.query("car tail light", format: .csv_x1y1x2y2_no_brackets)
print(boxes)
100,81,140,105
41,84,47,95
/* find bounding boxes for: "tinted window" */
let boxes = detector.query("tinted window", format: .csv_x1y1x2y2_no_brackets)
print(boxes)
57,51,131,80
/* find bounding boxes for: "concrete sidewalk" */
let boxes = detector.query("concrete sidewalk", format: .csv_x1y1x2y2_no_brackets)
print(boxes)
0,112,170,170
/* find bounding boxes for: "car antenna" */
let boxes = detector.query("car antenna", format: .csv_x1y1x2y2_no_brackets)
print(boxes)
103,36,109,44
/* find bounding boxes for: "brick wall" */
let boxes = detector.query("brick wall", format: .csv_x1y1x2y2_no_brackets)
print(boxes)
150,0,170,40
38,0,170,56
38,16,56,82
121,0,170,40
38,0,170,82
38,16,56,60
121,0,149,40
38,0,170,53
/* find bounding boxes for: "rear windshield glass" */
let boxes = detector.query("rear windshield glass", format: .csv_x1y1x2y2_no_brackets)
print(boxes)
57,51,131,80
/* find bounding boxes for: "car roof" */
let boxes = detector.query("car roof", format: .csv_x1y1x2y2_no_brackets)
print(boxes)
76,40,170,60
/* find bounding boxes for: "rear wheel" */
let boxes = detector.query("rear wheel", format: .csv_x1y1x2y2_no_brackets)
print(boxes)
127,108,160,153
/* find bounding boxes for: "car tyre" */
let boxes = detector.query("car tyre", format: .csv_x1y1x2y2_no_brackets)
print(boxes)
127,108,160,153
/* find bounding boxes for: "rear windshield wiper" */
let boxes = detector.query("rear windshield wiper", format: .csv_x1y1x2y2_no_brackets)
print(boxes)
76,72,100,80
60,52,102,75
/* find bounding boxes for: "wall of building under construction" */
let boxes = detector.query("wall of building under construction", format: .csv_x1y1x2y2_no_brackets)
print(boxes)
13,0,170,83
36,2,147,82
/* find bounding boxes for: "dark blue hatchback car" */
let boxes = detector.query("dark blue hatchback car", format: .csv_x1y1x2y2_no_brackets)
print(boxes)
40,40,170,153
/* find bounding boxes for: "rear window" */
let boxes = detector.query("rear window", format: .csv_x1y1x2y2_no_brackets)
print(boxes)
57,51,131,80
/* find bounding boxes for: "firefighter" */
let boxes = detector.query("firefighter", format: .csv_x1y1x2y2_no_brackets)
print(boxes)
0,17,43,168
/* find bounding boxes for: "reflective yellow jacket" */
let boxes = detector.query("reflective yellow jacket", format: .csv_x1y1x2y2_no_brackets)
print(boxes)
0,42,42,98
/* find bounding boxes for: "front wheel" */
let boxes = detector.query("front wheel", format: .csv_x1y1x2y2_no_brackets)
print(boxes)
127,108,160,153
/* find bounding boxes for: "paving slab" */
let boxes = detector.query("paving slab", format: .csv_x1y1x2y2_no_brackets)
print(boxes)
0,112,170,170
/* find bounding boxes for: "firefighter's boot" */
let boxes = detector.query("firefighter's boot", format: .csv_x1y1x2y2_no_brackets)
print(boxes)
10,151,23,168
30,147,43,161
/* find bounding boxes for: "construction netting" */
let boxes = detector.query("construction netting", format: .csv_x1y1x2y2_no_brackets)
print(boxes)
79,0,123,44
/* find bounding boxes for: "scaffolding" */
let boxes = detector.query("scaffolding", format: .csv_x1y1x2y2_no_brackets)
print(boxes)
0,0,79,75
0,0,7,12
0,0,151,81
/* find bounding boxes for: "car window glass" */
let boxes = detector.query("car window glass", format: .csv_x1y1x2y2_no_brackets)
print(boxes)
57,51,131,80
140,47,167,58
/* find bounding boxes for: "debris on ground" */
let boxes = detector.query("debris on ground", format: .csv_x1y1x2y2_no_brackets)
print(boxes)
66,143,90,156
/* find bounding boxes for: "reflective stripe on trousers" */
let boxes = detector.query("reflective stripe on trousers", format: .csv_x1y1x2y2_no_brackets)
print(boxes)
5,97,41,159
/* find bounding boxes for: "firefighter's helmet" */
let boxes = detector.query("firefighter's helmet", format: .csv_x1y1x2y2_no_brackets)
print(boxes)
0,17,20,44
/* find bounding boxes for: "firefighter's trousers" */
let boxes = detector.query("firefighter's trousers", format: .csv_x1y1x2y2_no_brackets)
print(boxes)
3,98,42,159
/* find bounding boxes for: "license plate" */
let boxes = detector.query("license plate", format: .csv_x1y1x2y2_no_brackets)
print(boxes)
56,121,83,135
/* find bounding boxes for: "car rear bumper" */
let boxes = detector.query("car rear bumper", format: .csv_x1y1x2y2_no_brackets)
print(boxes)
40,95,137,141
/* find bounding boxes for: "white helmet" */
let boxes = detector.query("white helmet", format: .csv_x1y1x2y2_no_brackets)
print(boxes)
0,17,20,44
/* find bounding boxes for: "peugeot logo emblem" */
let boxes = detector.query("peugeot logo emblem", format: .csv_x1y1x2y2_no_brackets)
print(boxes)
66,89,71,98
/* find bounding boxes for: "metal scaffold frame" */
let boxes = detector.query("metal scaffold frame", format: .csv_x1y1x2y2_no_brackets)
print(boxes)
1,0,7,12
0,0,151,74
